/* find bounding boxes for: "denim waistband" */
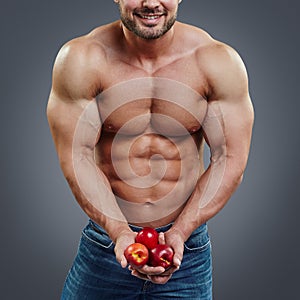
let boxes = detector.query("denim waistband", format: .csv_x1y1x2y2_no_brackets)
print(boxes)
89,219,207,237
129,222,173,233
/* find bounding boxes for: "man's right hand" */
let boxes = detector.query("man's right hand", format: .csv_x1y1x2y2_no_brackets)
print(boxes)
114,229,137,268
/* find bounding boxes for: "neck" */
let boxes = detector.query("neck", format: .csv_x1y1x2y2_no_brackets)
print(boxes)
120,21,176,61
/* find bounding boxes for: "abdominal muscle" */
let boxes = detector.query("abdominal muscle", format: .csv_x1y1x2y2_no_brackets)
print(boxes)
95,129,205,227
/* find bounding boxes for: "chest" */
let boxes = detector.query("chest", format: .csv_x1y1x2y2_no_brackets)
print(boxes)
96,59,208,136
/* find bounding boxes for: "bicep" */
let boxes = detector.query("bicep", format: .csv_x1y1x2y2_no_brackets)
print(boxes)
47,93,81,154
47,92,101,168
203,94,254,173
47,41,102,161
203,44,254,165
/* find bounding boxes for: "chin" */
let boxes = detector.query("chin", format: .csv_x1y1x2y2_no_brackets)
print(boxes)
121,12,176,40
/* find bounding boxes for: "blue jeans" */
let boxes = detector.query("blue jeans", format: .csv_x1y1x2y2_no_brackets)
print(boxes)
61,220,212,299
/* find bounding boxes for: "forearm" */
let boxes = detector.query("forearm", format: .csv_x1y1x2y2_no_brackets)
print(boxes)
171,156,244,241
52,97,130,242
61,154,131,242
171,87,254,240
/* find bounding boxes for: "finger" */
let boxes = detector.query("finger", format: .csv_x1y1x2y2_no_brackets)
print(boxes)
160,265,180,276
158,232,165,244
131,270,148,281
173,253,182,268
114,245,125,265
170,241,184,268
120,254,128,268
129,264,165,275
138,264,165,275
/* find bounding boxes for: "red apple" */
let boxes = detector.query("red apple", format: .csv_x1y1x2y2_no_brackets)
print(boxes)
124,243,149,267
135,227,159,250
149,244,174,269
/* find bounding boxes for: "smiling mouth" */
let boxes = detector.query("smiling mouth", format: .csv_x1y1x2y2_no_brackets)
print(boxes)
134,9,166,20
137,14,163,20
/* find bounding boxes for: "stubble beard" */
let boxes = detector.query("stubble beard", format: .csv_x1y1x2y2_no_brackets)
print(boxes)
119,9,177,40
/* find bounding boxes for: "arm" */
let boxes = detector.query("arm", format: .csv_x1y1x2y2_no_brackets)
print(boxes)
132,45,254,284
47,40,135,267
166,44,254,258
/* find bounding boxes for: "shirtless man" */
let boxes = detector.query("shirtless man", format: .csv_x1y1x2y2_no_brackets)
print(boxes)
47,0,254,298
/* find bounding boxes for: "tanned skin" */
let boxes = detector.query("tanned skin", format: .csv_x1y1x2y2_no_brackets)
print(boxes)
47,0,254,284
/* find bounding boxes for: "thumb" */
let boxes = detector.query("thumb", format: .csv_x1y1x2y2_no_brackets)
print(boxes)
114,244,128,268
158,232,165,244
173,252,182,268
120,254,128,269
171,239,184,268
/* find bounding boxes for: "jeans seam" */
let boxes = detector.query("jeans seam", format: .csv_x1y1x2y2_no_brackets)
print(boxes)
81,230,114,249
184,239,211,252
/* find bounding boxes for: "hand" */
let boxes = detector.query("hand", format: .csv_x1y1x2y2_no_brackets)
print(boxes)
114,229,137,268
129,263,173,284
130,229,185,284
163,227,185,269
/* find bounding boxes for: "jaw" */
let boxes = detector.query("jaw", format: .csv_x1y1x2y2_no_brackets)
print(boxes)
117,1,178,40
121,12,177,41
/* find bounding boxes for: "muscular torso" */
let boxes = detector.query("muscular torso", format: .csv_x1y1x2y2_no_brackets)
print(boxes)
92,22,211,226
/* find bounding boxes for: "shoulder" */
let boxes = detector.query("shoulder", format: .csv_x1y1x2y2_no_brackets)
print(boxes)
199,41,247,78
194,36,248,99
180,23,243,68
52,22,118,99
178,22,245,71
181,23,248,99
207,44,248,98
176,23,248,98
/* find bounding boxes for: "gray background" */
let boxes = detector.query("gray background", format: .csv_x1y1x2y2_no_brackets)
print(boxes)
1,0,299,299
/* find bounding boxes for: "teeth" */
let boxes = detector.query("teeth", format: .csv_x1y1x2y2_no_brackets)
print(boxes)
141,15,160,20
